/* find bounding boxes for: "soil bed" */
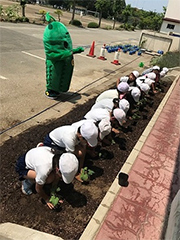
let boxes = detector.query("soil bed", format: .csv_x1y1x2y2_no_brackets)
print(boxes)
0,78,173,240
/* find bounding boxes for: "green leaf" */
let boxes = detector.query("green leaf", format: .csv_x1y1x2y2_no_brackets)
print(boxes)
80,167,89,182
49,195,59,206
88,169,95,175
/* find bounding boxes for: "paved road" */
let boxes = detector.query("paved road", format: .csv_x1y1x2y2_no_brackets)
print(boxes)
0,22,149,138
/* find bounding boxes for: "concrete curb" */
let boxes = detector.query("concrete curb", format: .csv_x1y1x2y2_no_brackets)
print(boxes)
79,73,180,240
0,222,63,240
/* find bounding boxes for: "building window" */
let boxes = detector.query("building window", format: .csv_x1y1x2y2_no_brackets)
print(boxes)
167,24,175,29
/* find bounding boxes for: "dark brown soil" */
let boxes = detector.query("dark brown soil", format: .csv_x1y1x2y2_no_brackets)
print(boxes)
0,79,173,240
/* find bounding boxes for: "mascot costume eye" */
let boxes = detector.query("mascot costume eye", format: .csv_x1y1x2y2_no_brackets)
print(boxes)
43,13,84,99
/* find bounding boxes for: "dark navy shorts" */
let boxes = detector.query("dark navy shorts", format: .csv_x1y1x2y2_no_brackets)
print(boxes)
15,154,29,181
43,134,65,152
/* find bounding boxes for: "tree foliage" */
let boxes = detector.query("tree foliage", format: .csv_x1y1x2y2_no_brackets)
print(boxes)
111,0,126,29
95,0,111,27
54,9,63,21
24,0,165,31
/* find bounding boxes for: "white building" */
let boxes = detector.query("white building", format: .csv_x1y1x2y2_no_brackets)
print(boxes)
160,0,180,35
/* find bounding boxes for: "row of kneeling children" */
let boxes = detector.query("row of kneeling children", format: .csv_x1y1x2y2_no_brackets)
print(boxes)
15,65,168,209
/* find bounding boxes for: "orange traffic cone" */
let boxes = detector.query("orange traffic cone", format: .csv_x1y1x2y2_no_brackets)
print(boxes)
97,44,107,60
111,48,121,65
87,41,96,58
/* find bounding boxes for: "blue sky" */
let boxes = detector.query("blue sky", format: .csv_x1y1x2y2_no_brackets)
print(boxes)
125,0,169,13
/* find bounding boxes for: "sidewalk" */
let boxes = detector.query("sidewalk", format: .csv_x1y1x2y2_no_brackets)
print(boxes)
80,75,180,240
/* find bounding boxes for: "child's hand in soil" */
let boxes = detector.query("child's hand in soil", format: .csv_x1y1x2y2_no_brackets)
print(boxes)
47,196,63,210
75,172,84,183
112,128,120,134
46,201,55,210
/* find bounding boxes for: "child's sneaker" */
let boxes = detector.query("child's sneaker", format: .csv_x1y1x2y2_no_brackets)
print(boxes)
21,179,33,195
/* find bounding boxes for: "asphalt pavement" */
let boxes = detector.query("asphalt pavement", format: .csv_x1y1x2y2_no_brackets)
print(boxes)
0,22,152,145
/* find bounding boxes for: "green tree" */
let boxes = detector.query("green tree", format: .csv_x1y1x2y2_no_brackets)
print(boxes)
0,5,4,21
151,14,163,31
162,6,166,15
39,9,46,23
20,0,26,17
122,4,132,22
95,0,111,27
111,0,126,29
128,16,139,28
71,0,76,22
54,9,63,21
5,4,20,20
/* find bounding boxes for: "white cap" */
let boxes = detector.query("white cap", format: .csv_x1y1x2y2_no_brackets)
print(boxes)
119,99,130,113
131,87,141,102
132,70,139,78
80,121,98,147
153,65,160,71
162,67,168,73
59,153,79,184
160,70,166,77
113,108,126,126
146,72,156,80
98,118,111,140
117,82,129,93
139,83,150,94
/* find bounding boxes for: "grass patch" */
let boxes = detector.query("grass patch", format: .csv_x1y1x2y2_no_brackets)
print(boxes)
150,51,180,68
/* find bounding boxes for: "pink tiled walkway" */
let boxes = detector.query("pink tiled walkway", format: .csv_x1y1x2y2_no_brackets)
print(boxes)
95,78,180,240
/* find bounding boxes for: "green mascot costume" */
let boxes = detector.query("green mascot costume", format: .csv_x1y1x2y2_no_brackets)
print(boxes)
43,13,84,99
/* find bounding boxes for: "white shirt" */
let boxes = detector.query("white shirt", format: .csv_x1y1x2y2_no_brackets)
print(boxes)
84,108,111,122
25,147,54,185
91,98,114,111
49,125,79,152
95,89,118,103
142,68,153,75
120,76,129,82
136,76,155,87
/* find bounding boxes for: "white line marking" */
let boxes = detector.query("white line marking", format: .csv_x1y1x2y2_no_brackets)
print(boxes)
0,75,7,80
22,51,45,61
22,51,93,60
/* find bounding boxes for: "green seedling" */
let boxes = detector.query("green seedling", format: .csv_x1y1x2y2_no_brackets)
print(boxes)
49,195,60,207
132,113,141,120
80,167,89,182
155,87,162,92
80,167,95,182
51,185,61,195
111,139,116,145
98,149,114,159
88,169,95,176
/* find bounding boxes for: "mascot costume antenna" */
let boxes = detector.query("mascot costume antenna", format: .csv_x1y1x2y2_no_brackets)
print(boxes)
43,13,84,99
